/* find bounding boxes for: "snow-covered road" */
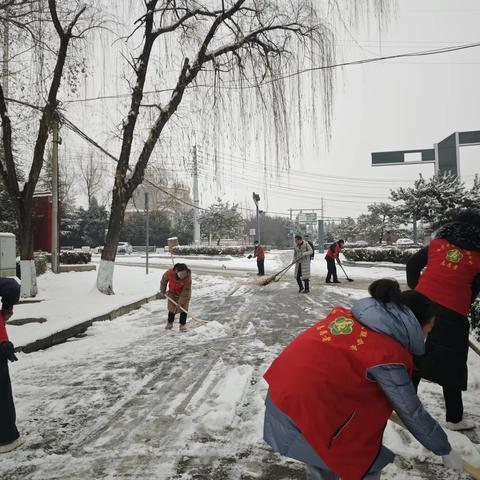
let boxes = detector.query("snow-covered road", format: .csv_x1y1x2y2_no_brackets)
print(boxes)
2,271,479,479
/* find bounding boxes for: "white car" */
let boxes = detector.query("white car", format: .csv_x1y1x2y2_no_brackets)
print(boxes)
396,238,414,247
117,242,133,254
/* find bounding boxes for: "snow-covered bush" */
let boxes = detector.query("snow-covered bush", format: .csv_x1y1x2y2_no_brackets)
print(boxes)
172,245,246,256
16,253,47,278
35,254,48,275
59,251,92,264
343,247,420,264
470,299,480,341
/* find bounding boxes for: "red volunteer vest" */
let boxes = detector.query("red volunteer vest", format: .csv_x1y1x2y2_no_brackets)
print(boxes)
326,242,341,259
168,268,188,296
255,244,265,260
0,311,9,342
415,238,480,316
264,307,413,480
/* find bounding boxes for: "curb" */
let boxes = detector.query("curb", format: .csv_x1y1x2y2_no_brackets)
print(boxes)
342,260,406,272
17,292,161,354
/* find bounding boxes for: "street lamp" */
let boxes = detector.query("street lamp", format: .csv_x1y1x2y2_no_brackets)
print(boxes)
252,192,261,243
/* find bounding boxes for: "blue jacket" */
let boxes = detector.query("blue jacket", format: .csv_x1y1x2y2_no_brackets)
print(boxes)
263,297,451,473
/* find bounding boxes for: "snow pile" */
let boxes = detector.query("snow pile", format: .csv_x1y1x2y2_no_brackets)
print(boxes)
190,320,228,340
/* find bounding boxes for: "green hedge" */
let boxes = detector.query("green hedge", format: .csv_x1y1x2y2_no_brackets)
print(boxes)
172,245,246,256
342,247,419,265
59,251,92,264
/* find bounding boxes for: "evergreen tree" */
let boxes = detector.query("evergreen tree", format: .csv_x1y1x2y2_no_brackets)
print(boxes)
199,200,245,245
390,174,479,226
0,177,18,235
80,198,108,247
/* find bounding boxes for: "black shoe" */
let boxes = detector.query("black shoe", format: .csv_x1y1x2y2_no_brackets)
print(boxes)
325,280,332,284
298,287,304,293
333,280,341,284
301,290,310,294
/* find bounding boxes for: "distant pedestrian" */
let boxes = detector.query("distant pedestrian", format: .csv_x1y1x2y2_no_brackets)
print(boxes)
0,277,24,454
159,264,192,333
253,240,265,276
294,235,313,293
304,235,315,260
384,230,393,245
325,239,344,283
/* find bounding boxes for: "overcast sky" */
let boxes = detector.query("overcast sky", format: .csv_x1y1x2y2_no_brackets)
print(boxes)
65,1,480,220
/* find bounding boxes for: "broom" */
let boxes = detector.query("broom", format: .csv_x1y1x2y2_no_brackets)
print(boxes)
389,412,480,479
252,256,304,287
469,339,480,357
164,293,208,325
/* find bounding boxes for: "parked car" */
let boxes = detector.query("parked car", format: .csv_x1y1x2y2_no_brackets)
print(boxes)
396,238,414,248
117,242,133,254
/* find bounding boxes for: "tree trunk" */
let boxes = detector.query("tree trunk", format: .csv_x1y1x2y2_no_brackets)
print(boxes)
18,202,38,297
96,190,127,294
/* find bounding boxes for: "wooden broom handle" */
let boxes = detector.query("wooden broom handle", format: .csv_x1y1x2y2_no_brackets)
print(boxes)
469,339,480,357
163,293,208,325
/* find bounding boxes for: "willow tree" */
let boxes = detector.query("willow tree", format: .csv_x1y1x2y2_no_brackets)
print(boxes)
97,0,391,294
0,1,94,296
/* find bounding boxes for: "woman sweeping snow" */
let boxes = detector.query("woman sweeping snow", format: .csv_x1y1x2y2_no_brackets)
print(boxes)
407,209,480,431
263,279,463,480
159,263,192,333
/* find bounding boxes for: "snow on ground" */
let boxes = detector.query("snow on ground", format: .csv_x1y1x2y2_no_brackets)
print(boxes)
2,261,479,479
9,266,234,349
102,249,285,273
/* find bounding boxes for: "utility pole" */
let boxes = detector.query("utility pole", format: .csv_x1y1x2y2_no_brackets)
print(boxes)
145,191,149,274
252,192,260,243
51,120,60,274
192,145,200,245
2,13,9,97
289,208,295,244
319,198,325,254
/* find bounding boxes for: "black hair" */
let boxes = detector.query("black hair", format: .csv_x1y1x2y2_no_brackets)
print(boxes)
173,263,190,273
452,209,480,228
254,240,259,244
338,239,345,244
294,234,302,240
433,208,480,231
368,279,436,326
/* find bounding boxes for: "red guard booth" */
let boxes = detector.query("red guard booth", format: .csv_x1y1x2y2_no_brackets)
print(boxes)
32,192,60,252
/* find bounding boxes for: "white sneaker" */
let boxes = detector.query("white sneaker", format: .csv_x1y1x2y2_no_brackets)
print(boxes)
0,436,26,453
446,419,476,431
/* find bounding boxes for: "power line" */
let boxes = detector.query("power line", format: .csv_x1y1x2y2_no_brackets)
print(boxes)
63,40,480,104
196,148,416,185
59,115,208,212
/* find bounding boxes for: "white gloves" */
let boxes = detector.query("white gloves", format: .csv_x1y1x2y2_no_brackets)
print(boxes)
442,449,464,473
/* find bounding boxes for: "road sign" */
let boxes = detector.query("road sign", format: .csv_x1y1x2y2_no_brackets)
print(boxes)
298,212,317,224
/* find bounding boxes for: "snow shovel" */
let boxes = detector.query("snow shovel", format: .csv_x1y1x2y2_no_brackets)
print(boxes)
339,263,354,282
163,293,208,325
389,412,480,479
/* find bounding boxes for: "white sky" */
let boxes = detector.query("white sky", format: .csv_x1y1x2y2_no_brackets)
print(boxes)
63,1,480,220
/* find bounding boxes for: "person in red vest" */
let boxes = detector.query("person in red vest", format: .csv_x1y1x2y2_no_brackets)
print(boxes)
253,240,265,276
159,264,192,333
407,209,480,431
325,239,344,283
263,279,463,480
0,277,25,454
